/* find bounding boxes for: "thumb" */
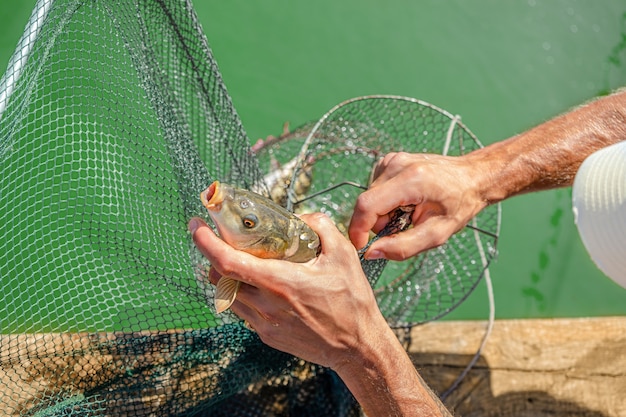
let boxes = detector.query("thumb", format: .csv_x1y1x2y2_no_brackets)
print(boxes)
364,216,458,261
188,216,285,287
299,212,351,255
188,217,241,276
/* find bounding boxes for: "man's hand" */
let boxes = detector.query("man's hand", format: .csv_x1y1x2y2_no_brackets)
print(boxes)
189,213,452,416
190,213,386,369
349,151,488,261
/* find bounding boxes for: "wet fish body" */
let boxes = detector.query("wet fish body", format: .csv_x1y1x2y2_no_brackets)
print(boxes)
200,181,320,313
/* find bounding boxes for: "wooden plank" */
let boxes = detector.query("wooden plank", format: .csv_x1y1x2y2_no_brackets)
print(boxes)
1,317,624,416
408,316,626,416
0,331,230,415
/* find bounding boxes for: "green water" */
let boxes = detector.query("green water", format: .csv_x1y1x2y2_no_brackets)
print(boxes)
1,0,625,322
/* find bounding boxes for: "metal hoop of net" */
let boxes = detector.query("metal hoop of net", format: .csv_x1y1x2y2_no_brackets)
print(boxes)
252,95,501,327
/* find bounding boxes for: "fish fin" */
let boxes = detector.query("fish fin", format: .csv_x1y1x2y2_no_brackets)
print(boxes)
283,219,302,259
214,277,241,314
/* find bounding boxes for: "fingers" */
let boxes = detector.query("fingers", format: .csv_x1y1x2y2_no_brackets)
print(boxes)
190,218,244,280
230,299,270,331
298,212,351,255
370,152,395,181
230,297,291,348
229,300,257,324
208,264,281,324
363,216,460,261
207,266,221,285
350,152,472,258
231,285,274,321
370,152,407,182
349,154,425,250
348,182,412,250
189,217,281,287
348,171,422,249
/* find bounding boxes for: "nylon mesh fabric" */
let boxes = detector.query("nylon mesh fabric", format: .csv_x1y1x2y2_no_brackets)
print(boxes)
0,1,499,415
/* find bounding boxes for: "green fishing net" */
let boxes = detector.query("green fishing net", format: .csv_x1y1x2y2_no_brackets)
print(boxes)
0,0,499,415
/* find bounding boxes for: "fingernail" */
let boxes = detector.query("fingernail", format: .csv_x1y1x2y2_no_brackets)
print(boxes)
365,250,383,260
189,218,201,234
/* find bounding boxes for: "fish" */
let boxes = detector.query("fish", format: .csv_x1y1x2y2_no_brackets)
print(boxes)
200,181,321,314
251,155,314,209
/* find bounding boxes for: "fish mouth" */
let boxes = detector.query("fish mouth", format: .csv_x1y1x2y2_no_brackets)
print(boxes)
200,181,224,212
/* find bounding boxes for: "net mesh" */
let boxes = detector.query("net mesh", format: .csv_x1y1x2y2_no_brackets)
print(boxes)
0,0,499,415
253,96,500,327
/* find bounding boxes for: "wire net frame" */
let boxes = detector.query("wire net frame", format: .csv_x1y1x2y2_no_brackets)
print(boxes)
253,94,501,328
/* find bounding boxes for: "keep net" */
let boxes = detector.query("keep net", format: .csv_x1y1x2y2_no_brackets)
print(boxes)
0,0,499,415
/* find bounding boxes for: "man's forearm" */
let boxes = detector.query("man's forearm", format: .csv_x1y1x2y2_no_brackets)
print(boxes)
335,324,452,417
469,89,626,204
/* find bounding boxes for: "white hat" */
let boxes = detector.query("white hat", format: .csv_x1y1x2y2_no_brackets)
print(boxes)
572,140,626,288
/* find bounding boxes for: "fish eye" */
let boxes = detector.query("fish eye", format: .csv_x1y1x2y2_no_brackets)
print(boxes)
242,214,258,228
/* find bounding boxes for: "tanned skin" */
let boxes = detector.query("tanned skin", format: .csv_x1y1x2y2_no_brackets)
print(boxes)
350,89,626,261
191,89,625,416
191,214,452,416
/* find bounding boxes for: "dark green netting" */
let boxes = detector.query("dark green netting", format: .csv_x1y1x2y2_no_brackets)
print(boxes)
0,0,499,415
